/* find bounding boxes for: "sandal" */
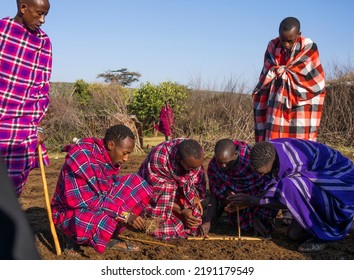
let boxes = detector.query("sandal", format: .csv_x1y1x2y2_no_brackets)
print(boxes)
107,238,140,252
297,238,328,253
281,210,293,226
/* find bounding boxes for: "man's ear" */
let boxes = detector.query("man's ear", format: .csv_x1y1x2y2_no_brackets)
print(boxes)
106,140,115,151
234,150,239,159
20,3,27,14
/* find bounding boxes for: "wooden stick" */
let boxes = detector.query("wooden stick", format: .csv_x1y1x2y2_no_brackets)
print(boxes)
118,235,177,248
38,145,62,255
236,206,241,240
187,236,264,241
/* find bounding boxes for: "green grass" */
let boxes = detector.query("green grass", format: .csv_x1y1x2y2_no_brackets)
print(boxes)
143,136,165,148
48,151,66,160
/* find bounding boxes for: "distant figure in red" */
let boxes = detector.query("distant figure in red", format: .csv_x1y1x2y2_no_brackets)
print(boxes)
158,101,174,141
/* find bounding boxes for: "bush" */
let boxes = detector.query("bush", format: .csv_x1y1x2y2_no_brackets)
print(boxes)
128,81,189,132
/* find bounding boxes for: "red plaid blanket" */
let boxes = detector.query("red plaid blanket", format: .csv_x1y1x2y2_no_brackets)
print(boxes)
253,36,326,142
51,138,152,253
208,140,274,231
138,139,206,240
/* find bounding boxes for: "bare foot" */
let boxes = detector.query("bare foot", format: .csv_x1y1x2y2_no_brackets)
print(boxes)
63,236,83,256
107,239,140,252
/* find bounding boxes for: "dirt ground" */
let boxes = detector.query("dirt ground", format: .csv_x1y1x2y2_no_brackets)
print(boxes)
19,150,354,260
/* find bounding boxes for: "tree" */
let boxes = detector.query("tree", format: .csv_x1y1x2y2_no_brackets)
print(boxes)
73,79,91,106
97,68,141,87
128,81,189,131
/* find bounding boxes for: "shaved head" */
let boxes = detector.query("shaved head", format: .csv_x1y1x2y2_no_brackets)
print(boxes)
17,0,50,9
17,0,31,8
214,139,239,171
279,17,301,33
177,139,203,160
215,139,236,159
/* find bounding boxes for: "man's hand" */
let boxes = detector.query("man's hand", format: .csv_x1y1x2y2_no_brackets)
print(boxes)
193,196,203,215
227,193,259,205
224,201,249,213
181,208,201,228
127,214,146,231
224,193,260,213
37,131,46,147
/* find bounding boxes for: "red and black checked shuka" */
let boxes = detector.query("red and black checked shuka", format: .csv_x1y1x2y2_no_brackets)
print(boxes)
51,138,153,254
253,36,326,143
0,17,52,196
208,140,274,232
138,139,206,240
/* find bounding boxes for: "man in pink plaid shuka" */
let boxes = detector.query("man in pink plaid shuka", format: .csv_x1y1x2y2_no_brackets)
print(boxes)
51,125,153,254
0,0,52,196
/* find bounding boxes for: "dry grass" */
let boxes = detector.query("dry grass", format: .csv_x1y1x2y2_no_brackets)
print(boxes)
143,136,165,149
144,217,162,235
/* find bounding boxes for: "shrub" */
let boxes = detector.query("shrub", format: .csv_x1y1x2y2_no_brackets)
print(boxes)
128,81,189,132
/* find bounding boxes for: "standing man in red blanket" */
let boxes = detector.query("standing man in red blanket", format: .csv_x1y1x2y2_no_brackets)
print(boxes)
253,17,326,143
158,100,174,141
0,0,52,197
138,138,206,240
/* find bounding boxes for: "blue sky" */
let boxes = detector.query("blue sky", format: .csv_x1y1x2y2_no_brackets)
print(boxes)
2,0,354,92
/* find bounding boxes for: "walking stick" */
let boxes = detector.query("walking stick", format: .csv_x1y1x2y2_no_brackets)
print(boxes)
236,206,242,247
38,145,62,255
236,206,241,240
187,236,263,241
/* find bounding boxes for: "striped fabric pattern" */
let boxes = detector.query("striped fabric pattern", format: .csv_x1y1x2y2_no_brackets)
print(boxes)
51,138,152,254
0,17,52,196
259,138,354,241
138,138,206,240
208,140,274,231
253,36,326,142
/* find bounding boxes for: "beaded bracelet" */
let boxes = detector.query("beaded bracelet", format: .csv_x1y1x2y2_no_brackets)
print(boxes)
115,211,130,223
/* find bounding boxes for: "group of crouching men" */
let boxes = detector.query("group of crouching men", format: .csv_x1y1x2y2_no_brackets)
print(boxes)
50,124,354,255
